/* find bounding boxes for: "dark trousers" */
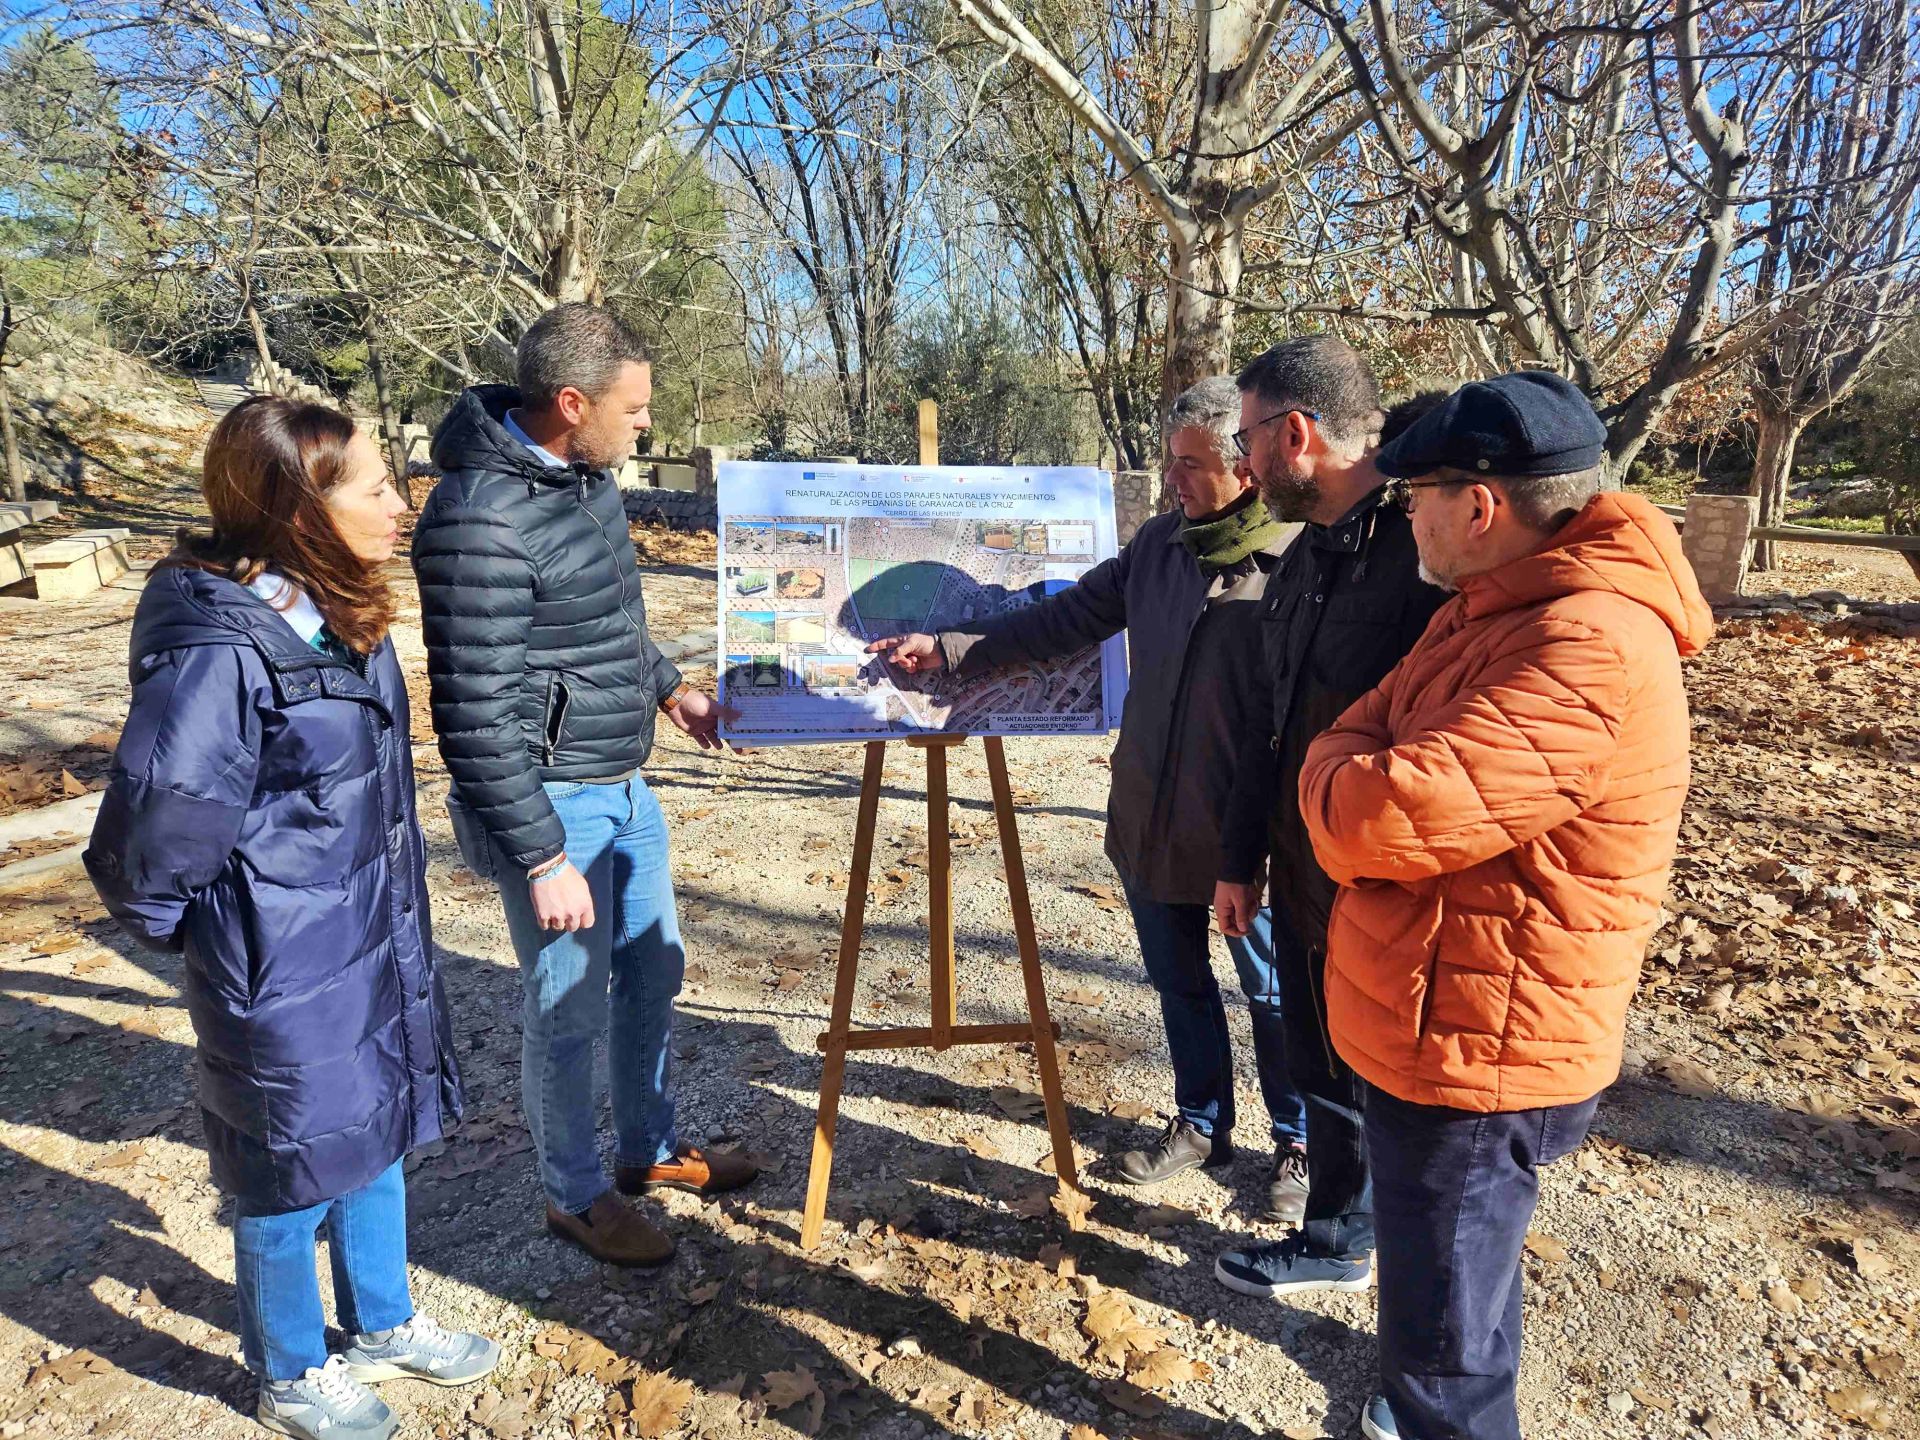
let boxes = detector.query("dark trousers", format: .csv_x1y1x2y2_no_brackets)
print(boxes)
1275,940,1373,1257
1367,1081,1599,1440
1123,889,1307,1147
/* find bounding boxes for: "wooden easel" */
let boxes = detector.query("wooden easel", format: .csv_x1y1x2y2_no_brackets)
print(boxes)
798,401,1082,1250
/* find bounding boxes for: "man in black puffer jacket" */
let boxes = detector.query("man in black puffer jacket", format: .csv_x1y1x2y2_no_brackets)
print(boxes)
414,303,755,1270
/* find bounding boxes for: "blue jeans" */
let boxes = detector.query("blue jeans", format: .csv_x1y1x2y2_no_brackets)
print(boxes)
1367,1082,1600,1440
1122,888,1307,1148
489,776,684,1214
232,1158,412,1381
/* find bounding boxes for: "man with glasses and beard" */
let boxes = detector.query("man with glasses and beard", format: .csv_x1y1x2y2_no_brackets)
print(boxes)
1210,337,1447,1318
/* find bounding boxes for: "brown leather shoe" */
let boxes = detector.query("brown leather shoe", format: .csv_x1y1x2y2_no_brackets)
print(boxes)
545,1193,675,1267
615,1145,759,1197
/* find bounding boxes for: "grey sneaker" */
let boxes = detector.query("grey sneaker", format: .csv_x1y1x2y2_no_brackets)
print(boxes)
257,1355,396,1439
1360,1393,1400,1439
1265,1143,1309,1224
338,1313,501,1387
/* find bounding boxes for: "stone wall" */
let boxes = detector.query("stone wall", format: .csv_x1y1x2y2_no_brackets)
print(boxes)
1681,494,1757,602
1112,469,1161,544
623,488,718,532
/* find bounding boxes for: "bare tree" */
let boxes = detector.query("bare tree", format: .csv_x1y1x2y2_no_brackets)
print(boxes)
115,0,777,381
953,0,1363,415
1305,0,1824,475
1744,0,1920,568
715,6,938,457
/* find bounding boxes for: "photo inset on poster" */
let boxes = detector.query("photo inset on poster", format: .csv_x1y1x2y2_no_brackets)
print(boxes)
716,462,1127,743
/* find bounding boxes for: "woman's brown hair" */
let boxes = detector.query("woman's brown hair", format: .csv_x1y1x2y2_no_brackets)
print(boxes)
169,395,392,653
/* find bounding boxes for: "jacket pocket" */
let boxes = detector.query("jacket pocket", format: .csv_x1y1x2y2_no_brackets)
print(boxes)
445,792,496,881
540,674,572,764
1413,924,1443,1039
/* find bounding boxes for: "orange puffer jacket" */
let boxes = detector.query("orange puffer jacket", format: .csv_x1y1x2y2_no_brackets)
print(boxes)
1298,493,1713,1112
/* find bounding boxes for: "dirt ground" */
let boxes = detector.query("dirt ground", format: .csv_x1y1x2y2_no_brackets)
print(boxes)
2,451,1918,1440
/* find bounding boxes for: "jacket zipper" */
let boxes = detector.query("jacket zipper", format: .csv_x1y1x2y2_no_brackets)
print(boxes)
292,648,424,1149
573,482,645,662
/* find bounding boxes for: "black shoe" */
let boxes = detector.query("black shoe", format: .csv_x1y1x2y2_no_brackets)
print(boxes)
1265,1142,1309,1224
1113,1118,1232,1186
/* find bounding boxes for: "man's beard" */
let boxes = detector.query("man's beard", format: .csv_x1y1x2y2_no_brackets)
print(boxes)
1256,462,1320,522
565,430,624,471
1417,558,1458,592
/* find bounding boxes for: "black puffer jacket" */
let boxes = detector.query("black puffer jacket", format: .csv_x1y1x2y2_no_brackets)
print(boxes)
413,386,681,871
1220,488,1447,944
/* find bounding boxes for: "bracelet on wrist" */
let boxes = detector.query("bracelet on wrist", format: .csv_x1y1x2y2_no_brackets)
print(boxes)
528,856,569,884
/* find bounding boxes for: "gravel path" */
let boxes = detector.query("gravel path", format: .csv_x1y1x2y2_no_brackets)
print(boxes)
2,532,1917,1440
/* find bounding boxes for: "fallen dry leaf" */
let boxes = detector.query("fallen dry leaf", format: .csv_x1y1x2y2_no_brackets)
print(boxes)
991,1086,1045,1121
1083,1290,1165,1364
626,1371,694,1438
470,1390,533,1439
1126,1347,1198,1391
759,1366,821,1412
1097,1378,1167,1418
1523,1233,1569,1264
963,1133,1002,1160
1052,1184,1094,1231
1826,1385,1893,1430
1135,1205,1187,1230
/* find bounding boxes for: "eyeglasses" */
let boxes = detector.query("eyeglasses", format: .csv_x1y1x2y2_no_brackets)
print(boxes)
1393,476,1471,514
1231,408,1320,457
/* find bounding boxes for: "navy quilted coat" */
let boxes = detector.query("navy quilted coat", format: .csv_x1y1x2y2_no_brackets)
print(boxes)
84,565,462,1211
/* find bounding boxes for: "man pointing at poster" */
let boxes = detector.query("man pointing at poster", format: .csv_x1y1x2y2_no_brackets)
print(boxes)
868,378,1316,1222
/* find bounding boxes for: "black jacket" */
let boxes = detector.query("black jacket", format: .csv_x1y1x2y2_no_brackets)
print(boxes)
940,507,1296,904
1221,489,1447,943
413,386,681,871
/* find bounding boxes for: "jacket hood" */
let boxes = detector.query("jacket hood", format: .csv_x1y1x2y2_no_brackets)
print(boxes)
132,564,330,668
1460,491,1714,656
430,384,568,482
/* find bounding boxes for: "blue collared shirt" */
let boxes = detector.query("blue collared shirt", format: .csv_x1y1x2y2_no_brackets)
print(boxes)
502,408,568,470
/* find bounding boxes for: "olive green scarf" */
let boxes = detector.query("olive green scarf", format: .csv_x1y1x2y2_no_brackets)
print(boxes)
1179,490,1285,575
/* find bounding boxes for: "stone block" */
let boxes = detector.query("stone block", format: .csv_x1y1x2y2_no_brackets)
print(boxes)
0,540,25,587
1681,495,1756,602
0,499,61,533
28,528,130,601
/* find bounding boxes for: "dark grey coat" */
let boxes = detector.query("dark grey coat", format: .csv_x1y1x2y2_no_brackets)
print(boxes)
940,507,1297,905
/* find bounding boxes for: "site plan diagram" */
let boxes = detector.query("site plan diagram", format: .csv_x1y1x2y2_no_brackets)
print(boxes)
715,462,1129,744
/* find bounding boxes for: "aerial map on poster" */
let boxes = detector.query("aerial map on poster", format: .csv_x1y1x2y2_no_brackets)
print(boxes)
716,461,1128,744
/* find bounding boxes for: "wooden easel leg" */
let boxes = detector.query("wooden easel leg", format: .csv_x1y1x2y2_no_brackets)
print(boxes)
801,741,886,1250
924,741,956,1050
982,735,1080,1193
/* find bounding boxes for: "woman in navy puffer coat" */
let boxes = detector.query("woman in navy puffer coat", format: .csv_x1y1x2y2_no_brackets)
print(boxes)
85,397,495,1440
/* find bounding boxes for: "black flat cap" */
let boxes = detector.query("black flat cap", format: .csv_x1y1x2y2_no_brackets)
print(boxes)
1375,370,1607,480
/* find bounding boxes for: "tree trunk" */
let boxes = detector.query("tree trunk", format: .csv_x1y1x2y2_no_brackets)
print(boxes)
0,371,24,505
1160,215,1246,508
0,297,24,503
1748,402,1804,572
361,315,413,508
245,298,274,370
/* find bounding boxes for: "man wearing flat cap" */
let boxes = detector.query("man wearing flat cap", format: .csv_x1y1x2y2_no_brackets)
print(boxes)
1297,371,1713,1440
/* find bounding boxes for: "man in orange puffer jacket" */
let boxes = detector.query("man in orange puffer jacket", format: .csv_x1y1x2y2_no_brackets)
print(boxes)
1299,372,1713,1440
